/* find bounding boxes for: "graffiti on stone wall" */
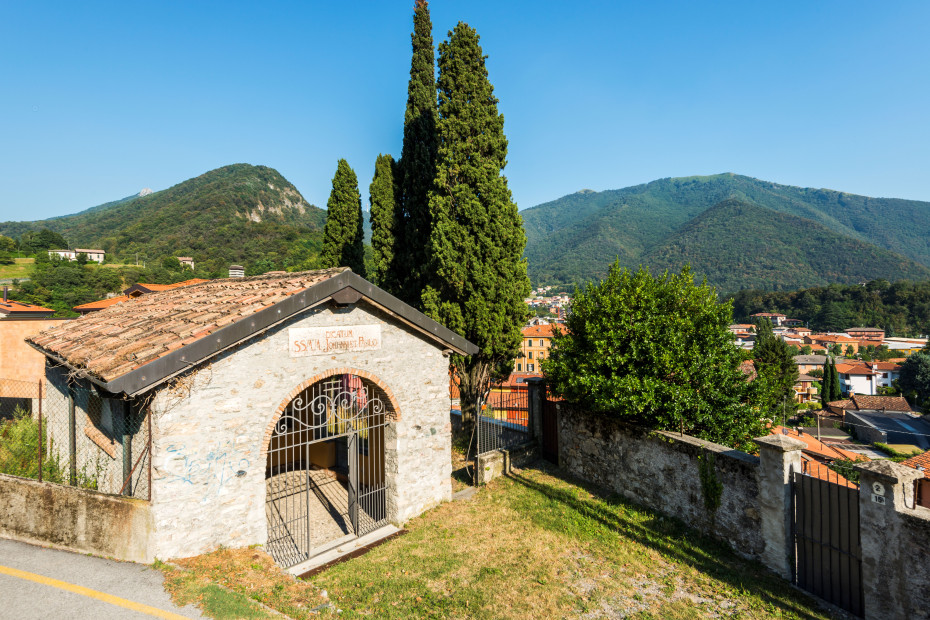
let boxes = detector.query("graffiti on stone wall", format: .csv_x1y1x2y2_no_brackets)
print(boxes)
162,440,250,502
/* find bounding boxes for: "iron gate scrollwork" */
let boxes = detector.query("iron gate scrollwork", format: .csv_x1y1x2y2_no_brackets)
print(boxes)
266,374,390,568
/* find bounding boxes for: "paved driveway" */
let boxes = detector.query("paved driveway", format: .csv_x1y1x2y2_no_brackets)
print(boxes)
0,538,202,619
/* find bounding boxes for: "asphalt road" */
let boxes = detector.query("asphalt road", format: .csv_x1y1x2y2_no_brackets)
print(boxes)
0,538,203,619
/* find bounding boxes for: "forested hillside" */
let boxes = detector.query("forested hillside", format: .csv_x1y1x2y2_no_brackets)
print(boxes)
643,200,930,291
728,280,930,337
0,164,327,276
522,174,930,290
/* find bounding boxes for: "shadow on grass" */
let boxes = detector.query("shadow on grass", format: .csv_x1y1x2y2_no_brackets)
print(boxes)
506,464,841,620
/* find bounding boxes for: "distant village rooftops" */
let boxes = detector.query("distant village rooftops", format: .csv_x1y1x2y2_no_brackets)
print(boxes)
73,279,212,314
0,298,55,318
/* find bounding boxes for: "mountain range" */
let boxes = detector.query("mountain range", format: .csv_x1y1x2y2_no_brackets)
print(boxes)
521,173,930,292
0,164,327,275
4,167,930,292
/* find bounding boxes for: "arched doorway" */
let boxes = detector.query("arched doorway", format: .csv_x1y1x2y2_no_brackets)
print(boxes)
265,373,392,568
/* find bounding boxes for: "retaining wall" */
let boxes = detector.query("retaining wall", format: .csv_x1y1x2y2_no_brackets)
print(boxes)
0,473,153,562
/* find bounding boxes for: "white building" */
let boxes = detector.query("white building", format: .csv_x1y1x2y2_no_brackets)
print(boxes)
48,248,105,263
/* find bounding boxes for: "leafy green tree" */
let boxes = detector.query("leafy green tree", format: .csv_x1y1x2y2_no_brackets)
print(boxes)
830,343,843,356
369,154,400,287
800,344,813,355
395,0,438,305
321,159,366,277
752,319,799,414
545,264,768,450
421,22,530,429
844,344,856,357
0,235,15,253
898,353,930,408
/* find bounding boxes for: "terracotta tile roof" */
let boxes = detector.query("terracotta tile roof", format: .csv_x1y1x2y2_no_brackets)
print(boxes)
74,248,105,254
901,450,930,479
522,324,565,338
74,279,213,312
845,327,884,333
835,363,877,376
773,426,866,463
0,299,55,315
868,362,901,372
740,359,757,379
801,457,858,488
850,394,913,412
33,268,348,384
750,312,785,317
809,334,858,343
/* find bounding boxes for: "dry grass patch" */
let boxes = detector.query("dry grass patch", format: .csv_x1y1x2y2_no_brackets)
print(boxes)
160,547,328,618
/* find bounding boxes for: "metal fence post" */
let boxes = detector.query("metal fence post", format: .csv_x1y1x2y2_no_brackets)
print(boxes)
122,400,132,496
67,385,77,486
146,401,152,501
37,380,43,483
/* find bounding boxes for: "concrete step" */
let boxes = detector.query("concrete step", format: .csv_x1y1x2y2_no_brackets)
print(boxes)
287,524,401,577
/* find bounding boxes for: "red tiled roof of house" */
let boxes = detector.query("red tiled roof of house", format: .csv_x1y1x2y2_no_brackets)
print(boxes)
835,363,876,376
850,394,912,412
32,268,347,383
522,324,565,338
868,362,901,372
845,327,884,333
773,426,865,463
828,399,854,410
750,312,785,317
740,359,757,380
74,248,105,254
809,334,858,343
0,299,55,315
901,450,930,480
801,457,858,488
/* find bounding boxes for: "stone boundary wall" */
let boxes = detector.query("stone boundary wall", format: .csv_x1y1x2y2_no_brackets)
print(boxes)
475,441,539,485
0,473,153,563
557,405,765,559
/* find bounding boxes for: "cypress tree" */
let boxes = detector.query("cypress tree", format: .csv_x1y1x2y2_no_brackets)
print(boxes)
321,159,366,277
369,153,400,286
831,358,843,400
421,22,531,429
821,358,833,407
396,0,438,305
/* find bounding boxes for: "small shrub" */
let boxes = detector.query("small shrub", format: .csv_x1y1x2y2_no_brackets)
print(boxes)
0,406,65,483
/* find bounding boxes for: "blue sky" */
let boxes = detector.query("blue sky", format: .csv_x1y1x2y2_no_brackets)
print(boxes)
1,1,928,220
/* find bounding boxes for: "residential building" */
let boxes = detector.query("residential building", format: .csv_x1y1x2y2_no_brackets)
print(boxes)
868,361,901,391
900,450,930,509
806,333,860,354
835,362,878,395
794,374,819,403
882,337,928,356
750,312,787,326
177,257,195,269
845,327,885,342
48,248,105,263
514,323,565,373
794,354,827,375
0,292,69,388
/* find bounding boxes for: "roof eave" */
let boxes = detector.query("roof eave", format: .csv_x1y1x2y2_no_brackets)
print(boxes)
31,270,478,397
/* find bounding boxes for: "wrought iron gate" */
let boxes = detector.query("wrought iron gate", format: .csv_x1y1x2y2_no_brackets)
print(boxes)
792,470,863,617
541,395,559,464
266,374,390,568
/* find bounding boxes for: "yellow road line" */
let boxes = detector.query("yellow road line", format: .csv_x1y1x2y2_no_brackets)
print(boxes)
0,564,189,619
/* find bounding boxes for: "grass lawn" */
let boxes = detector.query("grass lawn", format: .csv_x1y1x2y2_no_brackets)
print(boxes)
160,464,839,619
0,257,34,279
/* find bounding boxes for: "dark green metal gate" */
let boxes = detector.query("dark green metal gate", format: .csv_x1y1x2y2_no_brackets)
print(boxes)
792,470,863,617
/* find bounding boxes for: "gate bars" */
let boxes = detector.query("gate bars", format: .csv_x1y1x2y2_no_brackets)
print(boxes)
265,374,390,568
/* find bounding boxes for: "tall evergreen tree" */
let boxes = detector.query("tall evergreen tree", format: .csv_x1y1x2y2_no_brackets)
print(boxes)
422,22,531,429
830,358,843,400
321,159,366,277
396,0,438,305
752,319,799,411
369,153,400,286
821,357,833,407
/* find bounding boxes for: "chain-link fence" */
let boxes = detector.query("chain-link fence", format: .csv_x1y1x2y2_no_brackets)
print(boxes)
0,376,150,500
